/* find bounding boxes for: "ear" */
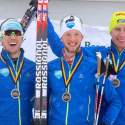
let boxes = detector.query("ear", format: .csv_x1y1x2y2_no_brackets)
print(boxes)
81,35,84,41
60,37,63,43
60,37,62,41
0,39,3,45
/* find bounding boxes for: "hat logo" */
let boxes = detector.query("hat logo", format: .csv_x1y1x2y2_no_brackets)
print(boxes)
65,16,75,23
116,13,125,16
117,19,125,23
66,22,75,29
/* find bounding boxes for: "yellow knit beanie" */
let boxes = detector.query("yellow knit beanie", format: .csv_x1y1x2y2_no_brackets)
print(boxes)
109,11,125,33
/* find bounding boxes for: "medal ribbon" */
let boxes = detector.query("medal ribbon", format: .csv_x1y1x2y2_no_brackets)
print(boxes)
111,52,125,73
61,53,83,87
0,54,24,84
111,52,125,72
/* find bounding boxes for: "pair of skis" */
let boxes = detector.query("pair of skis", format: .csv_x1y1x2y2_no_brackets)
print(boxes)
21,0,48,124
93,52,109,125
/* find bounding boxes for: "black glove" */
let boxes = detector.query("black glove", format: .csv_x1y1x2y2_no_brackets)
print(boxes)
29,0,37,6
100,59,117,77
107,62,117,77
100,59,106,75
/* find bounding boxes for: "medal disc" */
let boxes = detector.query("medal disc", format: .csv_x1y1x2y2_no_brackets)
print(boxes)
11,89,20,99
111,78,120,88
62,92,71,102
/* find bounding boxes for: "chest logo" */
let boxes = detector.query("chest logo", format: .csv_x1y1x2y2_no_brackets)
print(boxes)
0,68,9,77
54,70,62,79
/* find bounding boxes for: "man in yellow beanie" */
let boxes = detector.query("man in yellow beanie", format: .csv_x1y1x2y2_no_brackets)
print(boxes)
98,11,125,125
109,11,125,33
47,11,125,124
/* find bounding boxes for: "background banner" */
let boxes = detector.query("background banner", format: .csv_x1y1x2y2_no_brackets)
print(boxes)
0,20,111,62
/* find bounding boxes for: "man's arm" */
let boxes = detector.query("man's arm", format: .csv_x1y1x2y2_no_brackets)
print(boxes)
99,76,122,125
48,18,106,58
48,18,64,57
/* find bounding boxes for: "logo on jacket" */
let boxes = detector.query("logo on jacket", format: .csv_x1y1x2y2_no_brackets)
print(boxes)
0,68,9,77
78,74,84,78
25,72,30,76
54,70,62,79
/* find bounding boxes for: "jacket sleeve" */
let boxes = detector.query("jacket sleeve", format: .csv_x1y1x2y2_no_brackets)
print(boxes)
99,76,122,125
48,18,64,57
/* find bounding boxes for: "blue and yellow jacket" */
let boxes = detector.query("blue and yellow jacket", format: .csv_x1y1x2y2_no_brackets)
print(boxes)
0,48,35,125
48,19,124,124
47,50,121,125
96,42,125,125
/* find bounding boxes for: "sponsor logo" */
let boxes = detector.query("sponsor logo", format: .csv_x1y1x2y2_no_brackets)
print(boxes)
0,68,9,77
54,70,62,79
78,74,84,78
65,16,75,24
117,19,125,23
67,22,75,29
35,39,48,89
25,72,30,76
116,13,125,16
84,41,104,47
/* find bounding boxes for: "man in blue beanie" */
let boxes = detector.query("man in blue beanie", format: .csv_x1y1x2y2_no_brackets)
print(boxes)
0,18,35,125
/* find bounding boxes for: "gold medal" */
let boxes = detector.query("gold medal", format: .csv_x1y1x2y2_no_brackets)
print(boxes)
111,78,120,88
11,89,20,99
62,92,71,102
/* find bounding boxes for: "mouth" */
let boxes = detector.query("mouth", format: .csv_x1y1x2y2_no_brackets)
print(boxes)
117,38,125,42
9,43,17,46
68,43,77,46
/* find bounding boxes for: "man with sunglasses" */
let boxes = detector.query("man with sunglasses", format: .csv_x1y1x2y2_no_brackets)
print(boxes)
47,14,121,125
0,18,35,125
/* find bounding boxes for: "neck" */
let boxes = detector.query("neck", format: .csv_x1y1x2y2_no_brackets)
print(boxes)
10,51,20,58
10,53,19,58
112,41,124,53
117,48,124,53
64,48,75,58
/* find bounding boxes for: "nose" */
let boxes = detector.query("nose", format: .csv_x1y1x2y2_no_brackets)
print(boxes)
70,35,76,42
119,29,125,37
10,34,16,39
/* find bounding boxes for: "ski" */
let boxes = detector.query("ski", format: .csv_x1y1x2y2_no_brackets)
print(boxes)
34,0,48,125
21,0,48,124
40,1,48,124
21,0,37,33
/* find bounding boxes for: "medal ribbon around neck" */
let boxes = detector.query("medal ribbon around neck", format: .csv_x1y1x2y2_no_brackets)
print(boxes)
0,54,24,84
111,51,125,73
61,53,83,87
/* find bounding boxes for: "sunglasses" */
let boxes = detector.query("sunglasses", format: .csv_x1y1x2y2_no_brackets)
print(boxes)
2,30,23,37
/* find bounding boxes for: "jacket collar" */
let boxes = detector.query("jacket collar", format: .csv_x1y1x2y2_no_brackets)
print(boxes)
111,40,125,56
1,48,24,67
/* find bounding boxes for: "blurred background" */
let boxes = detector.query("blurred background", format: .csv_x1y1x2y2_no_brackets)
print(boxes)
0,0,125,26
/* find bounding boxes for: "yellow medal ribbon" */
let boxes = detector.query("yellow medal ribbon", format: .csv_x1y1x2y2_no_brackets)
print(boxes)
111,52,125,73
0,54,24,84
61,53,83,87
